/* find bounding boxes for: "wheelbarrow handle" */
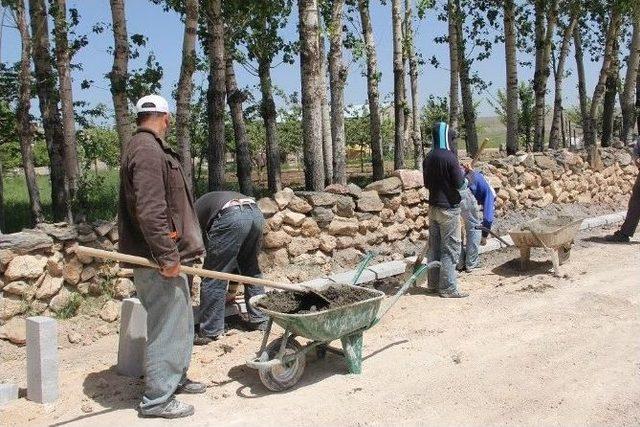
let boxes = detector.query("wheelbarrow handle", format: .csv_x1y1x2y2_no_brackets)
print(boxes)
371,261,441,327
475,226,511,247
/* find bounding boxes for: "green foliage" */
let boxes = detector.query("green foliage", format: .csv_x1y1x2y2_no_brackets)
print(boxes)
77,126,120,169
73,170,119,223
489,81,535,150
55,293,83,320
421,95,449,127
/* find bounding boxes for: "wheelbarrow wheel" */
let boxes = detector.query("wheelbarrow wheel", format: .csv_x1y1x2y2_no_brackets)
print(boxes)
259,337,306,392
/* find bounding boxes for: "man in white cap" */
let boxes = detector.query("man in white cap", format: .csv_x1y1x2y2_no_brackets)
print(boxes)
118,95,206,418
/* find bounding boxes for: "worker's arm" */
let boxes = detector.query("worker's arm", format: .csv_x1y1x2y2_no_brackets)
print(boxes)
478,176,496,237
129,142,180,270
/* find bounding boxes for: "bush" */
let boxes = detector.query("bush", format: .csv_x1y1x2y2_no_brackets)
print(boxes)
56,293,83,320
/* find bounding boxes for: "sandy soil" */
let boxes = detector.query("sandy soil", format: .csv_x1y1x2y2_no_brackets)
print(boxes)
1,225,639,426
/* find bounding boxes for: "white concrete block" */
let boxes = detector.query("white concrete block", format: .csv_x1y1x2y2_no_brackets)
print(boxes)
26,316,58,404
0,383,18,405
117,298,147,378
366,260,407,279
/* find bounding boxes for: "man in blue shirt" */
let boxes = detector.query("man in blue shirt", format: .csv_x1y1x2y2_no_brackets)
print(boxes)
458,165,496,271
422,122,468,298
605,137,640,242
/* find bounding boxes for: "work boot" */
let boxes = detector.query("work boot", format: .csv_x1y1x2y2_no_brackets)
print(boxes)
246,319,269,332
139,399,194,419
176,379,207,394
439,291,469,298
193,331,221,346
604,231,630,243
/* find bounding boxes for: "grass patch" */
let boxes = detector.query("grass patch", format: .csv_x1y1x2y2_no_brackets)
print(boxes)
55,292,83,320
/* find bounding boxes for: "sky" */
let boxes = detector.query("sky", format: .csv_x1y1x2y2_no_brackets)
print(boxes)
0,1,630,120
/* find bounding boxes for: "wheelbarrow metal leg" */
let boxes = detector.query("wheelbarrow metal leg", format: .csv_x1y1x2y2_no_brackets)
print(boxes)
519,247,531,270
257,318,273,355
341,331,364,374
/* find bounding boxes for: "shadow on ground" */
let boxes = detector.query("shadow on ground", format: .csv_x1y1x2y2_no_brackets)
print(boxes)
491,257,554,278
582,236,640,245
50,366,143,426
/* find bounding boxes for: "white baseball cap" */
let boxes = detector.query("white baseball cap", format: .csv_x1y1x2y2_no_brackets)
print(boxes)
135,94,170,114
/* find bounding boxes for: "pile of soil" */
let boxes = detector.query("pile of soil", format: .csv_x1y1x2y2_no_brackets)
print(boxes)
257,286,379,314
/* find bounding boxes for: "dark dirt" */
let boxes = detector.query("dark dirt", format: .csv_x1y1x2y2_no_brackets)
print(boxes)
257,286,379,314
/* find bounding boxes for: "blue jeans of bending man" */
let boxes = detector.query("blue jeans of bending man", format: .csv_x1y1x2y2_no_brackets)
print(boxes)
197,204,268,338
459,188,482,270
133,269,193,410
426,206,462,294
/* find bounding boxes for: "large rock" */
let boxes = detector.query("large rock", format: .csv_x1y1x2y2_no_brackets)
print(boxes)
288,196,313,214
324,184,349,194
332,247,363,267
386,223,410,241
0,249,15,272
393,169,424,189
300,218,320,238
99,300,120,322
113,278,135,299
347,183,362,197
36,274,64,300
80,266,97,282
4,255,47,281
263,230,293,249
319,234,337,253
257,197,279,217
534,193,553,208
312,207,335,226
0,317,26,345
335,196,355,217
0,296,25,321
356,191,384,212
2,281,31,298
534,154,559,171
522,172,538,189
36,223,78,241
93,220,116,237
282,210,306,227
49,287,72,313
0,230,53,253
46,252,64,277
365,177,402,195
63,257,84,286
273,188,294,209
296,191,337,207
401,189,422,206
287,237,319,257
614,150,632,166
327,216,359,237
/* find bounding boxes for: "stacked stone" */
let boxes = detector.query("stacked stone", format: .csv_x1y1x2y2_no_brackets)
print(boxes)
0,220,132,341
257,169,429,280
481,148,636,213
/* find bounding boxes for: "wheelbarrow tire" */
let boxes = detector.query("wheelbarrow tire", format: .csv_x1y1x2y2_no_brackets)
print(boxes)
259,337,306,392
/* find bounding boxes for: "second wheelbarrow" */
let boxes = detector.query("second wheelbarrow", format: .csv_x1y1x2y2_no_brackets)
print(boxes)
246,260,439,392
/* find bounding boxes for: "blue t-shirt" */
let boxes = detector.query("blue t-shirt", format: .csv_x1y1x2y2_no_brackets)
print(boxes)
466,170,495,232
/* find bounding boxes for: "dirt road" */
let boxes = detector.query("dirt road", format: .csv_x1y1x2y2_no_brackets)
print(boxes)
1,226,639,426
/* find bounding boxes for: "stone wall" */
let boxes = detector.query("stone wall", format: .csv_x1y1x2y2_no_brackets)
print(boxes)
0,147,636,331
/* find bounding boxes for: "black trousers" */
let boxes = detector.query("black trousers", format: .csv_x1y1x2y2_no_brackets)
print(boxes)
621,172,640,238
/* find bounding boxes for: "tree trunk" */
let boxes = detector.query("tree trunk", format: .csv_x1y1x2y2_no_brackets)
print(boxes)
28,0,69,221
601,43,619,148
392,0,405,169
621,8,640,143
109,0,131,153
257,57,282,193
52,0,79,218
205,0,227,191
175,0,198,191
637,70,640,134
504,0,519,155
225,53,253,196
532,0,558,152
549,16,577,149
328,0,347,184
405,0,422,169
584,9,621,151
447,0,460,134
318,20,333,185
455,0,478,157
16,0,43,224
298,0,325,190
573,22,588,142
358,0,384,181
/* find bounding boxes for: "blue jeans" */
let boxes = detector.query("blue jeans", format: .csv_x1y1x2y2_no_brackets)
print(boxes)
133,269,193,410
459,189,482,270
197,204,267,338
426,206,462,294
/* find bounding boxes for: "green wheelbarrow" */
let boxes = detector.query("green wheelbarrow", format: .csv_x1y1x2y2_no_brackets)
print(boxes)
246,255,439,392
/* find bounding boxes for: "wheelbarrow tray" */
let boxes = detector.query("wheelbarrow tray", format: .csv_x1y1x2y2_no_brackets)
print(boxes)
508,215,584,249
250,285,385,343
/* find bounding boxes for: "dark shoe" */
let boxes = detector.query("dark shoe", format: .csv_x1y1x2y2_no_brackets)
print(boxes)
139,399,194,419
246,320,269,332
425,287,439,294
604,232,630,243
439,291,469,298
176,379,207,395
193,332,220,346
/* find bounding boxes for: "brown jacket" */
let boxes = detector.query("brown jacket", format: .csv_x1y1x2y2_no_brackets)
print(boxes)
118,127,204,267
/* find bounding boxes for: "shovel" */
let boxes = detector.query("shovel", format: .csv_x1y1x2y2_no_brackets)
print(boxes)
74,246,331,305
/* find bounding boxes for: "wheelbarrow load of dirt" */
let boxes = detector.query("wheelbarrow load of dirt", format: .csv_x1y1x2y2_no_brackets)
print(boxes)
508,215,584,276
245,257,440,392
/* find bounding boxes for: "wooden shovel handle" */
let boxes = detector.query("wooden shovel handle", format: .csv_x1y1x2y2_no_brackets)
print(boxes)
74,246,306,293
